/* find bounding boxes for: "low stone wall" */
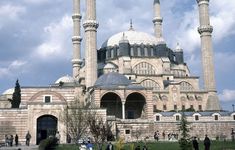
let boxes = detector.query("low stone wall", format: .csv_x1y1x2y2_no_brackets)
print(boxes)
0,109,28,144
116,120,235,142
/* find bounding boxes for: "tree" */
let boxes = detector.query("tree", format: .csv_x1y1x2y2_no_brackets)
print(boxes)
87,111,113,150
11,79,21,108
178,112,192,150
61,100,89,144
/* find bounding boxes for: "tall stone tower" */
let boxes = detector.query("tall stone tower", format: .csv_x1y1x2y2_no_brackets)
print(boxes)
153,0,163,39
72,0,82,79
83,0,99,88
196,0,220,110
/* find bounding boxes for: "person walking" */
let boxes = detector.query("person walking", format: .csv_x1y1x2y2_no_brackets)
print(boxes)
55,131,61,144
135,145,141,150
10,135,13,147
142,145,148,150
86,141,94,150
192,137,199,150
231,128,235,142
80,141,87,150
15,134,19,146
106,142,114,150
5,135,8,147
204,135,211,150
25,131,31,146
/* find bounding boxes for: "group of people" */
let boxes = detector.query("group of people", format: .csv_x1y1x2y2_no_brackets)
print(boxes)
79,141,94,150
4,134,18,147
154,130,179,141
192,135,211,150
4,132,31,147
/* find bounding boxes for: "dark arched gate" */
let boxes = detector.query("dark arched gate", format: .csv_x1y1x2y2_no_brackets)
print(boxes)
37,115,57,144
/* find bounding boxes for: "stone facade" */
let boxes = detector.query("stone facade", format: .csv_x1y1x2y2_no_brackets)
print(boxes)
0,0,234,145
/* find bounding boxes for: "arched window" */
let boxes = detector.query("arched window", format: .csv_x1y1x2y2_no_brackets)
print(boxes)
180,81,194,91
140,79,160,90
133,62,156,75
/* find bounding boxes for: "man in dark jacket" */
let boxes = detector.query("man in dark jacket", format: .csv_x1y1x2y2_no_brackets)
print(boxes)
204,135,211,150
192,137,199,150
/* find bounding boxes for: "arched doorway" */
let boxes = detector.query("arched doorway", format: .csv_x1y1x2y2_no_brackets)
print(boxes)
125,92,146,119
37,115,58,144
101,92,122,118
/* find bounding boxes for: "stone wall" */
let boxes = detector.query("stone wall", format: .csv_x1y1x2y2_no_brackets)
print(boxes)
116,116,235,142
0,109,28,144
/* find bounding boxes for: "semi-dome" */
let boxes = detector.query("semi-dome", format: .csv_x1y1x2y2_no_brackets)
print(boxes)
55,75,75,84
95,72,131,87
101,29,158,48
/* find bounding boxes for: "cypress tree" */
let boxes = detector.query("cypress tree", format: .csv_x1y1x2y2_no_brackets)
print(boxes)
178,112,192,150
11,79,21,108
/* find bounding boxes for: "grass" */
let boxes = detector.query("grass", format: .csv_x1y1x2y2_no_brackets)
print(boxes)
56,140,235,150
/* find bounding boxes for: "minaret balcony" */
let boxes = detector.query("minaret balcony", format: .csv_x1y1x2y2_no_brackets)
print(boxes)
198,25,213,34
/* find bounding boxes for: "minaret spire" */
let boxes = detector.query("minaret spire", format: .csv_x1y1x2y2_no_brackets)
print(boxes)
83,0,99,88
72,0,82,79
153,0,163,39
196,0,220,110
129,19,134,31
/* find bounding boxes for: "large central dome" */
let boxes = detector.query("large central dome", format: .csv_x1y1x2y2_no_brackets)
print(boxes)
101,29,158,48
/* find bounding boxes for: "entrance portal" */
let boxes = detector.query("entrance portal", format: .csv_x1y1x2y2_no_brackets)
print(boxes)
37,115,58,144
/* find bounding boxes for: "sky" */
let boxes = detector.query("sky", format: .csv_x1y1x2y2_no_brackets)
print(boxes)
0,0,235,111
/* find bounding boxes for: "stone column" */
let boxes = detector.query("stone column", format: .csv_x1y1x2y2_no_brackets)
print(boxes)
196,0,220,110
72,0,82,79
153,0,163,39
122,101,125,119
83,0,99,88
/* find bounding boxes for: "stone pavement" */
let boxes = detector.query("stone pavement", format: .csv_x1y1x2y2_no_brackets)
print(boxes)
0,145,38,150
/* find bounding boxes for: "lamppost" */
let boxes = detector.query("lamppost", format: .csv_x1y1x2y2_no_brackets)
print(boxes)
232,104,234,112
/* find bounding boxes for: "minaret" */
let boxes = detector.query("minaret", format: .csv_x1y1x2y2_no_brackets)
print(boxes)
153,0,163,39
196,0,220,110
83,0,99,88
72,0,82,79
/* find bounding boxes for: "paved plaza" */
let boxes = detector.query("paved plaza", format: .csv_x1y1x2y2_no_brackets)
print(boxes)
0,145,38,150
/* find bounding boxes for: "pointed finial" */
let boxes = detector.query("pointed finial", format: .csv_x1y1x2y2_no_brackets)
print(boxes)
175,42,183,52
129,19,134,31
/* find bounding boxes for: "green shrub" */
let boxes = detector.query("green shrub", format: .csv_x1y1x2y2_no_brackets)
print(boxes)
39,137,58,150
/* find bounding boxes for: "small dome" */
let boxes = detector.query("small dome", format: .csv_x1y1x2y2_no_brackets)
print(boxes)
55,75,75,84
95,72,131,87
2,88,14,95
156,37,166,45
102,30,158,48
104,63,116,69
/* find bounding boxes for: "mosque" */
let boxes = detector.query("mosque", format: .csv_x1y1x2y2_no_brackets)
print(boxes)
0,0,234,144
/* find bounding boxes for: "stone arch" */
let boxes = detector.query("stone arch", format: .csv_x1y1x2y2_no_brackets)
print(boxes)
132,62,157,75
161,95,168,101
180,81,194,91
36,115,58,144
29,90,67,103
125,92,146,119
100,92,122,118
140,79,161,90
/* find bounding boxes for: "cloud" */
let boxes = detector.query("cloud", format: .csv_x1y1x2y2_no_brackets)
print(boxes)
0,60,27,78
33,15,72,60
219,89,235,102
23,0,56,5
210,0,235,41
165,0,235,54
0,4,26,28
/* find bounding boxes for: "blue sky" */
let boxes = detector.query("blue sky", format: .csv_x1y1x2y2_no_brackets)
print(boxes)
0,0,235,111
